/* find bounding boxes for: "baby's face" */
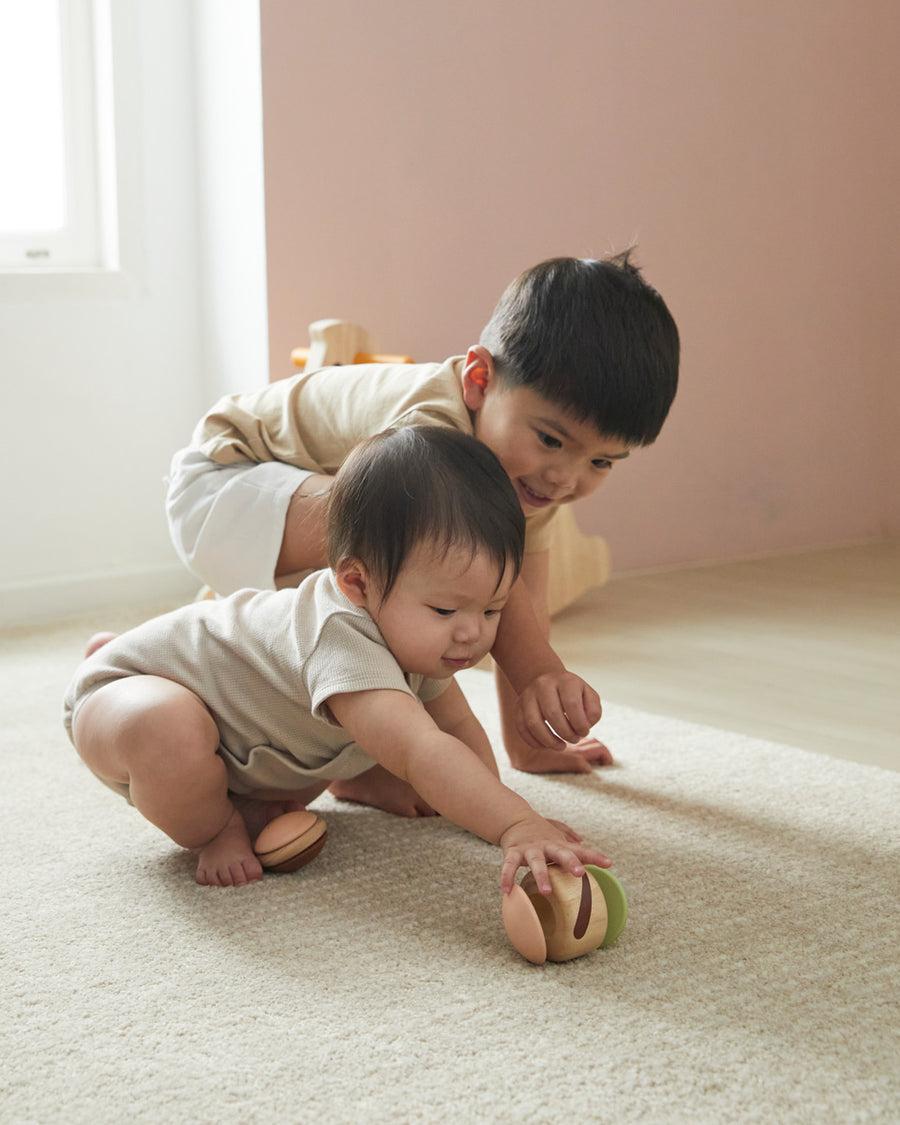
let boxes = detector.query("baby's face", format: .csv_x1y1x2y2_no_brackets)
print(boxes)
370,544,515,679
473,383,633,513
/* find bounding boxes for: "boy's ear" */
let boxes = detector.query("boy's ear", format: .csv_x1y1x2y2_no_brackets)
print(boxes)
461,345,496,410
334,558,370,607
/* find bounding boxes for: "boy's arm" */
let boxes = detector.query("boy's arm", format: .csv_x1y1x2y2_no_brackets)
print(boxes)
491,551,602,751
423,679,500,778
276,473,333,577
326,687,610,893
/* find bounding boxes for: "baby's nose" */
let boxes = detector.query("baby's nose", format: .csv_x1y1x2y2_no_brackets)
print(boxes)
453,616,480,643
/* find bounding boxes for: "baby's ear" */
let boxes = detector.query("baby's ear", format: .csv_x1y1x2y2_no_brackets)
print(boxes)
334,559,370,607
461,345,496,409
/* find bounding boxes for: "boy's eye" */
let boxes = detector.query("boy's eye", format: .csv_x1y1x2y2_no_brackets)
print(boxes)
429,606,454,617
484,609,501,618
537,430,562,449
593,459,613,471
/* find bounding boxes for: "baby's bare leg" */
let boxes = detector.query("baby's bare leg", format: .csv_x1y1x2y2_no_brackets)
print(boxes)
72,675,262,886
275,473,333,579
232,781,331,838
330,765,437,817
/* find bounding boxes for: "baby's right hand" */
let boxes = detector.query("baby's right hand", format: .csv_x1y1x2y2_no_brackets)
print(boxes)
498,813,611,895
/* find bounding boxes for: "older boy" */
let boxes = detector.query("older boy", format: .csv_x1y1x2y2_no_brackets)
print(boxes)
166,252,679,782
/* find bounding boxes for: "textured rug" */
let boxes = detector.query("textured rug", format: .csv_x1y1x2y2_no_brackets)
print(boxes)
1,614,898,1124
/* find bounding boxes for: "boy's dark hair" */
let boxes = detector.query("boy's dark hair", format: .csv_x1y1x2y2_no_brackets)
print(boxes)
327,425,525,601
479,251,680,445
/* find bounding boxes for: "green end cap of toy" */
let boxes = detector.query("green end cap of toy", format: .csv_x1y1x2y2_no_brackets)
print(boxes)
585,866,628,946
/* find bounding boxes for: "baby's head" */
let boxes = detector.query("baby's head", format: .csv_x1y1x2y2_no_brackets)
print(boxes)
478,250,680,447
327,426,525,678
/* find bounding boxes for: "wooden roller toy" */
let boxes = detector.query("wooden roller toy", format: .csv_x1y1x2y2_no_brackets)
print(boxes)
253,810,327,874
502,864,628,964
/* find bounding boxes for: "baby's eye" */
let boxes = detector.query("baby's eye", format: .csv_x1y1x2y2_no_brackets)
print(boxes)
592,458,613,471
484,609,501,618
537,430,562,449
429,606,454,617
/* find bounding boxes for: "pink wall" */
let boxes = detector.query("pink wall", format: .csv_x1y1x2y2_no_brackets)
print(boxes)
260,0,900,572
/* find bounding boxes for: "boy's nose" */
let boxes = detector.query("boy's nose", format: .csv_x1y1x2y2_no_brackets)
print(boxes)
544,463,577,492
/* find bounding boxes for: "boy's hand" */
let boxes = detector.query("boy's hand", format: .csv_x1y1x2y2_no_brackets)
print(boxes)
499,813,611,895
515,671,603,750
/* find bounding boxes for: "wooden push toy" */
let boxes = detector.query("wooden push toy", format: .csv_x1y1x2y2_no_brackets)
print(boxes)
290,319,413,373
503,864,628,964
253,810,327,873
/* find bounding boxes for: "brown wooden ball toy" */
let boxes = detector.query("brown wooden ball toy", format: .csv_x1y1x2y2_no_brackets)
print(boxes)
253,810,327,873
502,864,628,964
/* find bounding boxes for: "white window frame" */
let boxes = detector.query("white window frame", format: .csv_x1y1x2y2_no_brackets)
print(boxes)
0,0,136,294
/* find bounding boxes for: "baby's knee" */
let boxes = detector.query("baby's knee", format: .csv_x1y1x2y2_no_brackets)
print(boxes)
128,695,218,774
76,677,218,778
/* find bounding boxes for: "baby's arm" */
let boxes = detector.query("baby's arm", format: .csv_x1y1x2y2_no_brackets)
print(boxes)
327,687,611,893
423,679,500,778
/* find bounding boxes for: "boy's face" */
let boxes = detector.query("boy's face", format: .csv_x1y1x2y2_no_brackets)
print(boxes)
462,349,633,513
338,543,515,680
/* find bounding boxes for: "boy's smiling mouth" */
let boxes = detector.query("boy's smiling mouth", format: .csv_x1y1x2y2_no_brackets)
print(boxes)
516,479,558,509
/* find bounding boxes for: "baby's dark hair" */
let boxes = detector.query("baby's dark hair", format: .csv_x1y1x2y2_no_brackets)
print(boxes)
327,425,525,601
479,250,680,445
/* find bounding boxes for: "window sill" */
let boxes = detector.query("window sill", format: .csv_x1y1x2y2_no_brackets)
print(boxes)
0,266,141,302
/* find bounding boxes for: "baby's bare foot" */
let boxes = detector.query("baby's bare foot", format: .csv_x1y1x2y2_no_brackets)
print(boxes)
195,807,264,887
85,631,118,658
231,795,305,840
329,765,436,817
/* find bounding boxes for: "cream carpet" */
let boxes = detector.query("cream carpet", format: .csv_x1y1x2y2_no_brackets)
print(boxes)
1,612,898,1124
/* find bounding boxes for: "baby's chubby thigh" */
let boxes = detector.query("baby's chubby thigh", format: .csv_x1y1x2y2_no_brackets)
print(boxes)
72,675,222,818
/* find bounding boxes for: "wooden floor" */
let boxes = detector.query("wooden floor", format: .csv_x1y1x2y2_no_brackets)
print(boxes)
550,539,900,772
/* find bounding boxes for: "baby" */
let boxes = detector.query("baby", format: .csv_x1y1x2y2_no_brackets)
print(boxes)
64,426,611,891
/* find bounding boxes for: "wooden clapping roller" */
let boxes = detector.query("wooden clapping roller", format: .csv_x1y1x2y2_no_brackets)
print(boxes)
502,863,628,963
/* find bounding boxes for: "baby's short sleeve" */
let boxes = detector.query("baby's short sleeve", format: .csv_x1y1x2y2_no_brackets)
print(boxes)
303,612,425,724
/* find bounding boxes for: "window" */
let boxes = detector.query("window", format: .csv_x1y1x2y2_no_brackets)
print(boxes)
0,0,115,271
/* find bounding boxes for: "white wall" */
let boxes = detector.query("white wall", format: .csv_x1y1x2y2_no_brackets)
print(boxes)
192,0,269,402
0,0,268,627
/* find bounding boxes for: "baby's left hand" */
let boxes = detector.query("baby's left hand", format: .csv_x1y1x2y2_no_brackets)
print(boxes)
515,671,602,750
499,812,611,894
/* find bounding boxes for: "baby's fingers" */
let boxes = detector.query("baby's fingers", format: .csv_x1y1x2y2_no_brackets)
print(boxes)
523,850,554,895
545,843,613,883
501,849,528,894
546,818,583,843
501,847,555,895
